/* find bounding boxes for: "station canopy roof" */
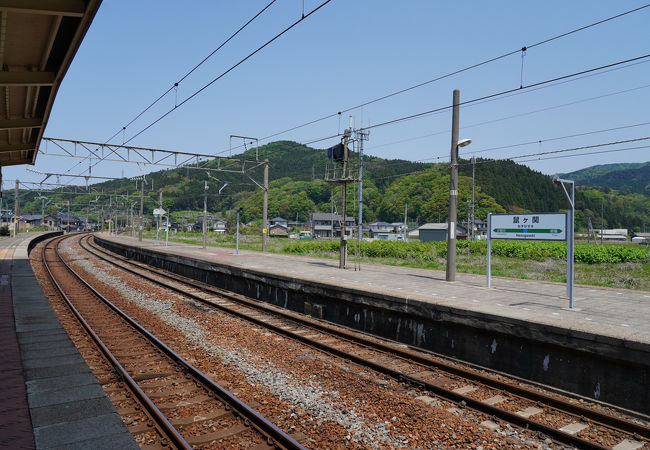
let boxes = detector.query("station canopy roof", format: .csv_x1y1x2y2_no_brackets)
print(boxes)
0,0,101,168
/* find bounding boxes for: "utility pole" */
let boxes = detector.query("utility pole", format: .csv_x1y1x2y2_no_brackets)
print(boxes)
155,190,162,245
262,159,269,252
600,201,604,245
339,128,351,269
139,178,144,241
203,180,208,249
471,156,476,241
41,197,45,228
14,180,19,237
446,90,460,282
357,128,369,249
404,203,408,240
67,200,70,233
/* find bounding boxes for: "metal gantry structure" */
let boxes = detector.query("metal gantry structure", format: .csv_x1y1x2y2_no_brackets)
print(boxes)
37,138,271,251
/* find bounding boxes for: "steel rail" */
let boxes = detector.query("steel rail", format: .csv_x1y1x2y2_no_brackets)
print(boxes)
41,235,191,449
85,235,649,448
49,234,304,450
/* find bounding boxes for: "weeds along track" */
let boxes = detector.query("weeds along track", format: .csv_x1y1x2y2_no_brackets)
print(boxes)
41,234,303,450
82,235,650,449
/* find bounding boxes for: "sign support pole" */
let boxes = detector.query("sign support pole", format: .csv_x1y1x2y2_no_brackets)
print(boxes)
487,213,492,288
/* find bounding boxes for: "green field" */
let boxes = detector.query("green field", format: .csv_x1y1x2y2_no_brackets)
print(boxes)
141,231,650,291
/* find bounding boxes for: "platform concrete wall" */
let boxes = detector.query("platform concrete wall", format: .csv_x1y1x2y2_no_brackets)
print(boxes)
96,237,650,414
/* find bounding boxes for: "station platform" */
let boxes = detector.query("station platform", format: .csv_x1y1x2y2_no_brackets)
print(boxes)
96,232,650,414
0,233,137,449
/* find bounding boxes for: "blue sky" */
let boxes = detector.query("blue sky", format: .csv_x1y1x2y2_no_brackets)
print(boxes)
4,0,650,188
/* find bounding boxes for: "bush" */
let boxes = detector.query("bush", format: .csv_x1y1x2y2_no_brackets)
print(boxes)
282,239,649,265
0,225,9,236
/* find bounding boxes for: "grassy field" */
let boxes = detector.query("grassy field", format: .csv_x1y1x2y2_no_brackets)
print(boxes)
141,231,650,291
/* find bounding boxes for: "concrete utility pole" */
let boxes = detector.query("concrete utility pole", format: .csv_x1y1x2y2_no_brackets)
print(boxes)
139,178,144,241
203,180,208,249
41,197,45,228
156,189,162,245
471,156,476,241
14,179,19,237
67,200,70,233
357,129,369,249
262,159,269,252
446,90,460,282
339,129,351,269
404,203,408,239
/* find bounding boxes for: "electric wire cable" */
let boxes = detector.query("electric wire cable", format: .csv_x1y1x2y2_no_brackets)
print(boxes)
217,3,650,155
55,1,279,183
123,0,333,146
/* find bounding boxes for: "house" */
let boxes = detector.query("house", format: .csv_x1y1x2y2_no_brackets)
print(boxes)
418,222,468,242
368,222,406,240
269,217,288,228
213,220,227,234
22,214,59,229
269,223,288,236
631,232,650,244
595,229,628,242
57,212,84,231
1,210,13,226
310,213,356,239
466,218,487,240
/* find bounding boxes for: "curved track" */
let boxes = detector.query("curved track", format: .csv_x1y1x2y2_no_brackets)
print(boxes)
43,234,303,449
82,235,650,449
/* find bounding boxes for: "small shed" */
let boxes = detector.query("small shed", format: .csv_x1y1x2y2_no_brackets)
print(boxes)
418,222,467,242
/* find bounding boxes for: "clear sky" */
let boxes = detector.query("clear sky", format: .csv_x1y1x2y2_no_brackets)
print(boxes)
4,0,650,189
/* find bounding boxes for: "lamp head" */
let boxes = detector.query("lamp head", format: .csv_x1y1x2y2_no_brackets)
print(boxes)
457,138,472,148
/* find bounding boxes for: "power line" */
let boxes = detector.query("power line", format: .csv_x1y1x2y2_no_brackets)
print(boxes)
56,2,279,183
217,3,650,155
123,0,333,146
103,0,279,145
463,121,650,156
460,136,650,166
361,54,650,132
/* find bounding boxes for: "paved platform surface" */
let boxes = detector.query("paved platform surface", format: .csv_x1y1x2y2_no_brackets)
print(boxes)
0,234,137,449
101,233,650,346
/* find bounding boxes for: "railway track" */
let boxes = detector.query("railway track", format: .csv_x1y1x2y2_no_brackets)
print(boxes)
80,234,650,450
42,234,304,449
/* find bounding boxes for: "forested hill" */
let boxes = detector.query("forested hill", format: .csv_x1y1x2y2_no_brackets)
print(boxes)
561,162,650,194
8,141,649,231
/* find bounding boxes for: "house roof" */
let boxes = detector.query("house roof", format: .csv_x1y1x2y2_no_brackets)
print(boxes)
311,212,355,221
419,222,467,232
270,217,287,222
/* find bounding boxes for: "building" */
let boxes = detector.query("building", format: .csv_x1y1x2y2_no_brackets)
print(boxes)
466,218,487,240
596,229,628,242
213,220,227,234
368,222,407,240
418,222,468,242
310,213,356,239
57,212,84,231
269,217,288,228
21,214,59,229
269,223,288,236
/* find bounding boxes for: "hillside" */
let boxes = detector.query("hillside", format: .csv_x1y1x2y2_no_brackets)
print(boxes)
561,162,650,194
5,141,649,232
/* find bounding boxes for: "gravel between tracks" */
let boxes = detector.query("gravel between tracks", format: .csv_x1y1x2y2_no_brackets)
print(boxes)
61,242,560,449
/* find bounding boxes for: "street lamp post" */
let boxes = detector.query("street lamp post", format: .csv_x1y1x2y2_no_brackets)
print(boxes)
234,207,240,255
446,89,472,281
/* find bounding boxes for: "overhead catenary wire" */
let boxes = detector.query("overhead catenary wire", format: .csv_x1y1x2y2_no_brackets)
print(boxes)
103,0,279,146
56,1,280,184
122,0,333,146
215,3,650,156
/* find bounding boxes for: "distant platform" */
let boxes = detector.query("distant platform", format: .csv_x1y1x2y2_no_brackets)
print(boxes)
0,233,137,449
96,232,650,414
